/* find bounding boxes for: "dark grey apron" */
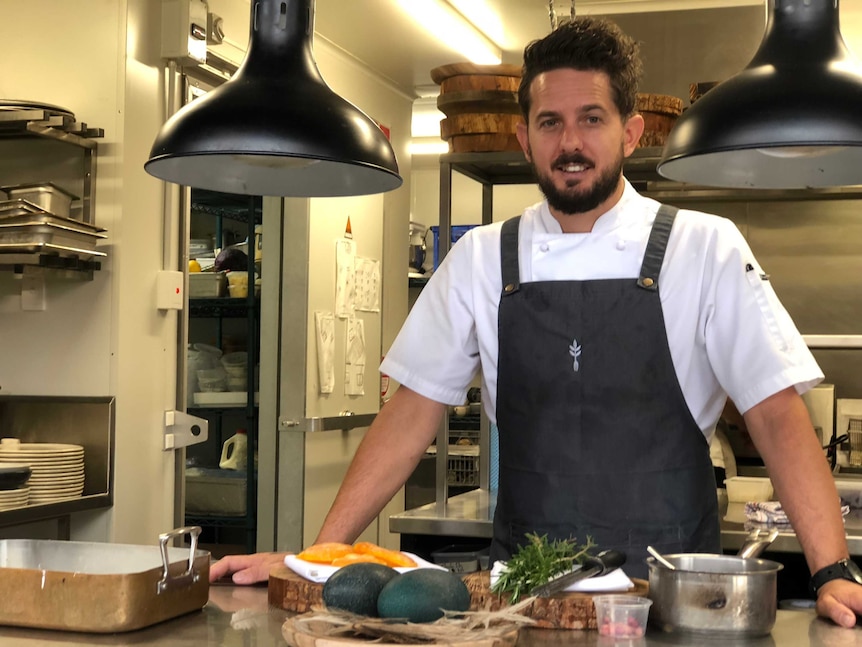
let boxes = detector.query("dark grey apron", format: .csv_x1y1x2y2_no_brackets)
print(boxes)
491,205,720,580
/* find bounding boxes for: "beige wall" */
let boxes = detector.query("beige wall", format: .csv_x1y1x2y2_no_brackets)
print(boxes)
0,0,176,544
0,0,412,547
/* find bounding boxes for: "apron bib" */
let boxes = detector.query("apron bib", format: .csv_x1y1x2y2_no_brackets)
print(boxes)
491,205,720,579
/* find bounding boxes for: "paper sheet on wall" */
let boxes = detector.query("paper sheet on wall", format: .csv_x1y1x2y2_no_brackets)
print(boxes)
335,238,356,319
355,257,380,312
344,316,366,396
314,311,335,394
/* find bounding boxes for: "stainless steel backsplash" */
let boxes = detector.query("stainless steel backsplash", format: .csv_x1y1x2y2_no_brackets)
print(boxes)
655,194,862,399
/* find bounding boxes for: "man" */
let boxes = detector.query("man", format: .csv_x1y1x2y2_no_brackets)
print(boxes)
211,17,862,627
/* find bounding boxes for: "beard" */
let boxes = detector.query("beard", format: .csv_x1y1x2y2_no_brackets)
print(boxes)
531,148,624,216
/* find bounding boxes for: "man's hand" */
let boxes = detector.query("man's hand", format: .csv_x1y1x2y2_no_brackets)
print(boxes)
209,552,288,585
816,579,862,627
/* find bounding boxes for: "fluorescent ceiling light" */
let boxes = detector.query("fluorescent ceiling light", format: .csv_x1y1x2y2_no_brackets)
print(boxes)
448,0,505,47
410,139,450,156
397,0,502,65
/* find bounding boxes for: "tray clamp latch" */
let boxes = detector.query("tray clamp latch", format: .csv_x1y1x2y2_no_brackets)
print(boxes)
164,410,208,450
157,526,203,594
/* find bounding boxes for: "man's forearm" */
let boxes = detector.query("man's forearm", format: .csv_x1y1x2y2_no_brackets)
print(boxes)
315,386,446,544
744,387,848,574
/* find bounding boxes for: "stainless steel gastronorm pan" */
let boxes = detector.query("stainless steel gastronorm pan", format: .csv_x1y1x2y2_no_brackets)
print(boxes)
0,221,106,258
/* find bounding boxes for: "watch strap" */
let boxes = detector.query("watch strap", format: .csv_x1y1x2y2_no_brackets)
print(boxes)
810,558,862,595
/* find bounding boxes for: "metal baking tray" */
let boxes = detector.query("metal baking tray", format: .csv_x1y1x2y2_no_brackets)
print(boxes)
0,199,104,234
0,526,209,633
0,219,106,238
0,222,107,258
0,209,106,235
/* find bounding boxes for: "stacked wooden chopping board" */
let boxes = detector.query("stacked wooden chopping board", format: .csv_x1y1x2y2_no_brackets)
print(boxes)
269,566,648,631
463,570,648,629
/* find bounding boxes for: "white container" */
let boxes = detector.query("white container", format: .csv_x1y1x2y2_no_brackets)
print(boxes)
227,376,247,391
725,476,774,503
188,272,226,297
221,351,247,372
197,368,227,392
219,430,248,470
226,271,249,298
185,470,246,515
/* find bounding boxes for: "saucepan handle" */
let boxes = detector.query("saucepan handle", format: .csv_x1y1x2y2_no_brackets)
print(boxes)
157,525,203,594
737,527,780,559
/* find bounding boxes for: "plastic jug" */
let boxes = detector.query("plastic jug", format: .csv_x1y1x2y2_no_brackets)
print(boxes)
219,429,248,470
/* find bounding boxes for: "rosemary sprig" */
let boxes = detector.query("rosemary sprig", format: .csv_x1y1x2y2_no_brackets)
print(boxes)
490,533,596,603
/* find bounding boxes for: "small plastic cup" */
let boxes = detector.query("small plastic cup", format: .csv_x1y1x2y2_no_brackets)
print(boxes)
227,272,249,298
593,595,652,639
197,368,227,392
222,352,248,378
227,375,247,392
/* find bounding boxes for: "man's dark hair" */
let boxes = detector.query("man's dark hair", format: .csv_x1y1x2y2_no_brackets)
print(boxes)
518,17,642,120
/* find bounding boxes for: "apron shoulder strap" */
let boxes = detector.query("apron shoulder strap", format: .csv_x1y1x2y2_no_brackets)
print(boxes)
637,204,679,291
500,216,521,296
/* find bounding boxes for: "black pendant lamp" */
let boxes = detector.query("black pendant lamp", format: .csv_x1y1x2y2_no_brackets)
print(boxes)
145,0,402,197
658,0,862,189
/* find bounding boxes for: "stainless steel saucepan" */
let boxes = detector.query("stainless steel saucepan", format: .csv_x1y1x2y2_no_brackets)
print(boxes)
647,528,783,637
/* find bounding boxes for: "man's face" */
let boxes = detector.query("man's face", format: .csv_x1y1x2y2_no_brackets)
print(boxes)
516,69,644,226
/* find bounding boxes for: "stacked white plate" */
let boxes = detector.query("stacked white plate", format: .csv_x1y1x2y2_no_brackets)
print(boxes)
0,443,84,505
0,487,29,510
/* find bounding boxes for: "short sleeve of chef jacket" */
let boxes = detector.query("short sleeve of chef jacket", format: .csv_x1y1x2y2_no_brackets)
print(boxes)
381,185,823,434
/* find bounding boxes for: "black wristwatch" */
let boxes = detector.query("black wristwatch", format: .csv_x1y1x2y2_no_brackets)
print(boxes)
810,558,862,595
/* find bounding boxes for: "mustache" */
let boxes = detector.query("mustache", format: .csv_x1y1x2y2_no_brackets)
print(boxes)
552,154,593,167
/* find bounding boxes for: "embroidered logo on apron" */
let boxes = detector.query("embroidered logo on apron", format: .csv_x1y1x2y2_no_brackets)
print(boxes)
568,338,582,372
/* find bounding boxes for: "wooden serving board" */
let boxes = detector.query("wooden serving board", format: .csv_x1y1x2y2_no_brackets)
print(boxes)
269,566,648,631
463,571,649,630
270,565,324,614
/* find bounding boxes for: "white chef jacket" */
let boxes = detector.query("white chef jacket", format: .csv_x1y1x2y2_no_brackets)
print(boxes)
381,180,823,439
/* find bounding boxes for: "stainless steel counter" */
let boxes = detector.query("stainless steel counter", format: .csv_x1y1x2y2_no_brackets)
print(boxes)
0,582,853,646
0,584,289,646
389,489,862,556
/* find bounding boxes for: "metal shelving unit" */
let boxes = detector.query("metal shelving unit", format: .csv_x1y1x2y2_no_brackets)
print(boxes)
0,106,105,279
185,191,261,553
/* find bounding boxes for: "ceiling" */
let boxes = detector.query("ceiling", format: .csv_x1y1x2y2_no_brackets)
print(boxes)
220,1,862,102
311,0,767,98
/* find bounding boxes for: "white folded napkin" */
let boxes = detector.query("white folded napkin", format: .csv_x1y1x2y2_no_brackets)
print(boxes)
284,552,446,584
489,560,634,593
744,500,850,526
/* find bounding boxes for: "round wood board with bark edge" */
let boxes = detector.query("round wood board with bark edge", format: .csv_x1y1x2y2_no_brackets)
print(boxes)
282,614,520,647
463,570,649,630
269,565,648,632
